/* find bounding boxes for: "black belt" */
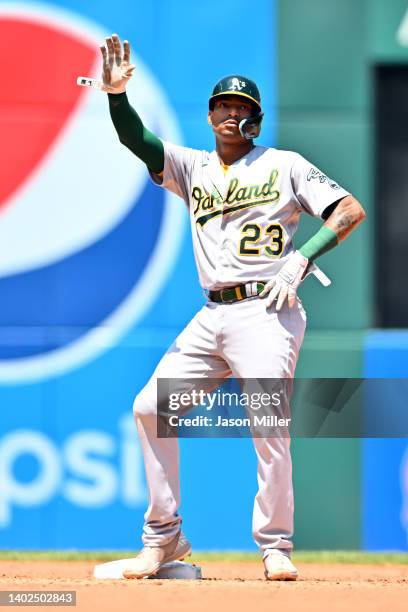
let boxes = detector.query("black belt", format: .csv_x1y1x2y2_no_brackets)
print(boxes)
207,282,266,304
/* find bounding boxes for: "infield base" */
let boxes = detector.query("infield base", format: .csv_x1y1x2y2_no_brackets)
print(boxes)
93,559,202,580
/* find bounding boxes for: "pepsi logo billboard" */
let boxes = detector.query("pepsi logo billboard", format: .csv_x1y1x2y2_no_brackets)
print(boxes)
0,0,276,551
0,3,185,382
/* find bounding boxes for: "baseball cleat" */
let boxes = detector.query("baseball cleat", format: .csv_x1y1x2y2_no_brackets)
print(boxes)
123,532,192,579
263,550,298,581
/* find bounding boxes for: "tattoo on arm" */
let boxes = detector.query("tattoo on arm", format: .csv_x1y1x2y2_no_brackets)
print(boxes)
324,196,366,241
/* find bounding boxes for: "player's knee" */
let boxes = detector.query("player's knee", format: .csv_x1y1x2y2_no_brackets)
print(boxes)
132,389,156,419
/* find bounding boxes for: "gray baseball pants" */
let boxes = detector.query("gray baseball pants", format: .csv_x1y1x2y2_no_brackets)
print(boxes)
133,296,306,553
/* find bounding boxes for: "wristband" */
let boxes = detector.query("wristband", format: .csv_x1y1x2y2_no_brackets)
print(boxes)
299,226,338,262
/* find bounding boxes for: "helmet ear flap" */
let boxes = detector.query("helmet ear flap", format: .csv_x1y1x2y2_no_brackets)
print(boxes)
239,112,264,140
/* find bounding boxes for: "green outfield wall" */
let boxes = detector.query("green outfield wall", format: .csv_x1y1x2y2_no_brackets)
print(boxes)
278,0,372,331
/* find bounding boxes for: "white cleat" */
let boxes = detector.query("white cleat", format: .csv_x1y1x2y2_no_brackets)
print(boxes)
123,532,192,579
263,550,298,581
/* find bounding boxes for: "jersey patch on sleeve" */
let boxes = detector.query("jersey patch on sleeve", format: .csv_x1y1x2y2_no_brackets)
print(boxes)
307,167,340,190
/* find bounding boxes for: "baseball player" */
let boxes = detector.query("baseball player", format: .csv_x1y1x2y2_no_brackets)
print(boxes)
86,35,365,580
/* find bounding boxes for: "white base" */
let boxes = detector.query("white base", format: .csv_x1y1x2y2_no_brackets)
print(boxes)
93,559,202,580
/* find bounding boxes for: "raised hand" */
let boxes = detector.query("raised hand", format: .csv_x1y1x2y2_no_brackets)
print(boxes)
100,34,135,94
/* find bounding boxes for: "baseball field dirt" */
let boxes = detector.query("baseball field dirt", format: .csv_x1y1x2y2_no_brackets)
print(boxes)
1,554,407,612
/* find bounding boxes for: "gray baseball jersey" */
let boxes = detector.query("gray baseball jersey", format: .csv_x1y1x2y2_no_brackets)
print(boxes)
152,143,350,290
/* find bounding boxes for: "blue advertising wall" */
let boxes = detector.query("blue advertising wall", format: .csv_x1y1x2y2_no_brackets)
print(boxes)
363,332,408,551
0,0,275,550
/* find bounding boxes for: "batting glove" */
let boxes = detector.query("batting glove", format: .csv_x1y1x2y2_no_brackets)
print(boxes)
100,34,135,94
259,250,309,311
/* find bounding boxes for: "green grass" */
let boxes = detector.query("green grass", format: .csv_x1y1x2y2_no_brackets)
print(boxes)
0,550,407,564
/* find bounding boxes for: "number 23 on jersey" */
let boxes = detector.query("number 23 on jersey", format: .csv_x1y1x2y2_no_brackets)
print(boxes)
239,223,284,257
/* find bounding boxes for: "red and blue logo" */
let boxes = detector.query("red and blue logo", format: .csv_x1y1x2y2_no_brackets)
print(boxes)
0,4,184,382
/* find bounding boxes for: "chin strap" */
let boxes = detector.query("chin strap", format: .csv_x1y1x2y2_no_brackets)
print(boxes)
239,111,264,139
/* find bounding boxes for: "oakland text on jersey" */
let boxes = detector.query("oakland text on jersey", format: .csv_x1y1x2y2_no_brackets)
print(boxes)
192,169,280,227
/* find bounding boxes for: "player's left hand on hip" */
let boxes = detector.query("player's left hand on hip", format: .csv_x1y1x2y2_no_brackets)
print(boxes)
259,250,309,311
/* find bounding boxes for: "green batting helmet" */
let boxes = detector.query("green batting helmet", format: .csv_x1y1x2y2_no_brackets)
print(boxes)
209,75,261,111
